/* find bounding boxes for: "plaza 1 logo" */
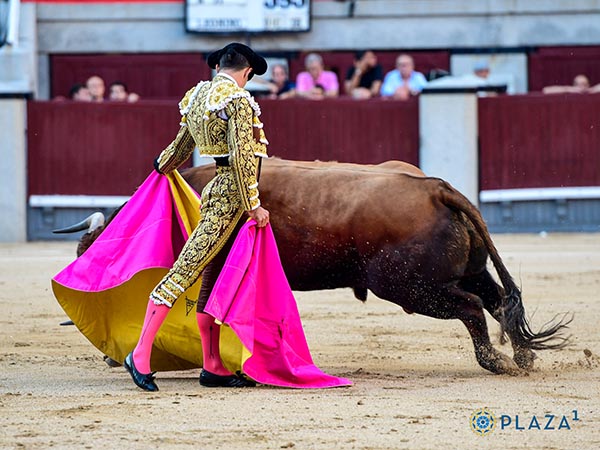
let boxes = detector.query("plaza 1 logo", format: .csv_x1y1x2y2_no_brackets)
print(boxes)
470,408,497,436
470,408,580,436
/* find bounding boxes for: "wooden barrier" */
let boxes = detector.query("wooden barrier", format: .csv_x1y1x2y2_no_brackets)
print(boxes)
27,101,182,196
528,46,600,92
27,98,419,196
50,54,211,100
27,94,600,198
261,98,419,164
478,93,600,191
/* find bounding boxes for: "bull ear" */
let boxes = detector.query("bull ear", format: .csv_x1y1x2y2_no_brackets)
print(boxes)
53,212,105,234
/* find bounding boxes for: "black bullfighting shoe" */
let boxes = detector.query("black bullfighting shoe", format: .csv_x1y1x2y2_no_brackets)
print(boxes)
199,370,257,388
124,352,159,392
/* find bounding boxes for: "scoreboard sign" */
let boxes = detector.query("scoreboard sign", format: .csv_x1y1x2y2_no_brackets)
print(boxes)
186,0,311,34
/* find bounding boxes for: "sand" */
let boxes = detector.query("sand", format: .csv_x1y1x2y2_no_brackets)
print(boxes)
1,233,599,449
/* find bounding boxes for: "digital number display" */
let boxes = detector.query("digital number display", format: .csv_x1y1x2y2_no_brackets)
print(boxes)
186,0,311,34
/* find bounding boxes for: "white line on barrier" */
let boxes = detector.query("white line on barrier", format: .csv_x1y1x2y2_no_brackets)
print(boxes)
480,187,600,203
29,195,130,208
28,187,600,209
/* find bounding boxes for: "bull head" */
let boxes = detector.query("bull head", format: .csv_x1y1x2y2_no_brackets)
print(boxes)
53,212,106,257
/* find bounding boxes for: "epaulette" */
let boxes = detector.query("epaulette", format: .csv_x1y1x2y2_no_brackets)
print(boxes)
205,77,261,117
176,81,209,126
179,81,209,114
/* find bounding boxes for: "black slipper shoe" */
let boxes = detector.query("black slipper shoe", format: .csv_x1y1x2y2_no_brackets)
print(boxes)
199,369,256,388
124,352,159,392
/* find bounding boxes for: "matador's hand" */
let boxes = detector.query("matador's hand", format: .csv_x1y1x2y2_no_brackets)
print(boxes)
248,206,270,228
153,157,163,174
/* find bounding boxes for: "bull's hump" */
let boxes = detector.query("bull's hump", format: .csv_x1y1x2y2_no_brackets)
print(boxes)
265,158,424,177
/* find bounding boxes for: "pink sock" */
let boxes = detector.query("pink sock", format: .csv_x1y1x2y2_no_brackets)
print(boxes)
197,312,231,376
132,300,170,374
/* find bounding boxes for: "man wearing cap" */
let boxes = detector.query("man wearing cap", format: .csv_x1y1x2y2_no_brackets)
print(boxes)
124,43,270,391
472,59,491,80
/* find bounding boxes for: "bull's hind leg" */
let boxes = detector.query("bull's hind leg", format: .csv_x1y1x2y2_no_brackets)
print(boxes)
460,271,536,371
443,286,522,375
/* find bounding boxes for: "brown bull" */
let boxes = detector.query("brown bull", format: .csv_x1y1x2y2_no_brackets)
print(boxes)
62,159,570,375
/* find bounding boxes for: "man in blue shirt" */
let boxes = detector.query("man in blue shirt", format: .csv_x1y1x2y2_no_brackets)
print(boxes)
381,54,428,100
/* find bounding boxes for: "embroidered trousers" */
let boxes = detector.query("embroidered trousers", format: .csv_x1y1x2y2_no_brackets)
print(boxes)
150,167,245,307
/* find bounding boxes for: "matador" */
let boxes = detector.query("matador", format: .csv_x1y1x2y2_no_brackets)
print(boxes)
124,43,270,391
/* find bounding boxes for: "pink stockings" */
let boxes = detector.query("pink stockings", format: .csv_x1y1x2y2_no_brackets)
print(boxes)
131,301,169,374
131,300,231,376
197,312,231,376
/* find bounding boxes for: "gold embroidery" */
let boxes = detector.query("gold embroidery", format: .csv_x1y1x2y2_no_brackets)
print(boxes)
156,86,199,174
156,75,268,173
150,74,269,306
156,125,196,174
205,75,262,117
151,170,244,306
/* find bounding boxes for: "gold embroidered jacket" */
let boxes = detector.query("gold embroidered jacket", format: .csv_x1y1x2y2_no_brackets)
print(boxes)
156,73,268,211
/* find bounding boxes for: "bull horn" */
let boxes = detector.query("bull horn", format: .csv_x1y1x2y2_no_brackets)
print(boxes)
52,212,105,234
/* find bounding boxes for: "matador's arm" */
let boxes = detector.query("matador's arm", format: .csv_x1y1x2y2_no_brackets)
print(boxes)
154,126,196,174
154,87,197,174
226,97,261,211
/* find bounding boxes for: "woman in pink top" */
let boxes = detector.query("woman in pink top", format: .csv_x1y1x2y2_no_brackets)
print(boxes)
296,53,339,99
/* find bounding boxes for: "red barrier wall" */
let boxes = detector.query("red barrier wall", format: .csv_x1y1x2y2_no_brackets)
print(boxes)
51,54,211,100
528,46,600,92
261,98,419,164
28,94,600,197
27,98,419,196
478,93,600,190
27,101,183,196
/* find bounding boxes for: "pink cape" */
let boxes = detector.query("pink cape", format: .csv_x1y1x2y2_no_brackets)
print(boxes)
52,171,351,387
53,171,191,291
205,221,352,388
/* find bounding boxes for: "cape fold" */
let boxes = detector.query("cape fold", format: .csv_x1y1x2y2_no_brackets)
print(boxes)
205,220,352,388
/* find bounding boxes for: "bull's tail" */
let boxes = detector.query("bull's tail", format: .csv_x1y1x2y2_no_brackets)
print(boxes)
437,180,572,350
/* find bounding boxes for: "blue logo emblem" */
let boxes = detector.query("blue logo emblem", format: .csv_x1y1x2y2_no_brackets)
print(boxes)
470,408,496,436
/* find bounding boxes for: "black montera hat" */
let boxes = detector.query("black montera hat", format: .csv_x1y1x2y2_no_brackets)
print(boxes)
207,43,268,77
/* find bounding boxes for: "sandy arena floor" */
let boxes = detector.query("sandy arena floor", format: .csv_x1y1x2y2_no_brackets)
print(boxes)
0,234,599,449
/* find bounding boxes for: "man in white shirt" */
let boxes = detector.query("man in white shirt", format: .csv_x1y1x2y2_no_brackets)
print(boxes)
380,54,428,100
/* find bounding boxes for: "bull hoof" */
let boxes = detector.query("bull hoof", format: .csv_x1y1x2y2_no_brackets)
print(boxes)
513,348,536,370
477,348,524,376
103,355,122,368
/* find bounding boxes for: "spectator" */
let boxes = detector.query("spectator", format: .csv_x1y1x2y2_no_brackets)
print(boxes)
426,59,516,95
266,64,295,99
380,54,427,100
469,60,502,96
470,59,517,95
543,74,600,94
467,60,495,96
296,53,339,99
573,74,591,90
69,83,93,102
344,50,383,99
472,59,491,80
109,81,140,102
86,75,106,102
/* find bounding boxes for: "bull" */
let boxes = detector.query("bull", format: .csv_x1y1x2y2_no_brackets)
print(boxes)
56,159,571,375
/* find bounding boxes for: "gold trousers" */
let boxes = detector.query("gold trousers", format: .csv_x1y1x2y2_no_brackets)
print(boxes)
150,167,245,307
